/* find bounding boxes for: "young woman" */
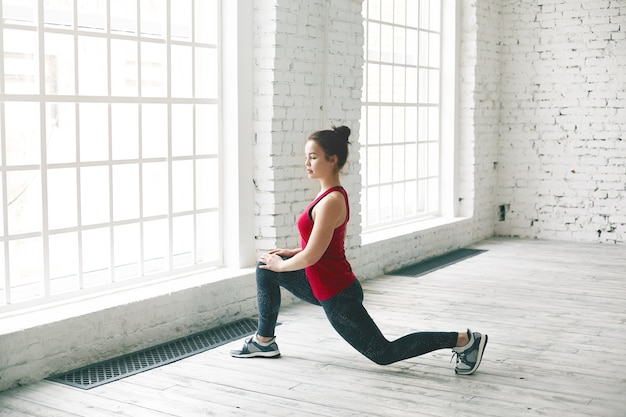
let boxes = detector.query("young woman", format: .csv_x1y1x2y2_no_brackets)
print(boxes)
231,126,488,375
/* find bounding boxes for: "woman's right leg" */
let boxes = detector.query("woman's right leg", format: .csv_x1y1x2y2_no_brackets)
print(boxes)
256,262,320,338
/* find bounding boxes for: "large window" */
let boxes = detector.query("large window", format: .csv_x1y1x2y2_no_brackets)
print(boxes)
0,0,220,309
361,0,451,232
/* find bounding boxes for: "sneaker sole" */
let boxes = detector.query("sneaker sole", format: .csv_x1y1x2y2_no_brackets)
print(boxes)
455,334,488,375
230,351,281,359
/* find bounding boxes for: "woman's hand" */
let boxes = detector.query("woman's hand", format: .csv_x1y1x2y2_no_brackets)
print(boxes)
258,252,285,272
268,248,299,258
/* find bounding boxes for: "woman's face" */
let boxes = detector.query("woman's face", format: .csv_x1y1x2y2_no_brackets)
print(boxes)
305,140,337,180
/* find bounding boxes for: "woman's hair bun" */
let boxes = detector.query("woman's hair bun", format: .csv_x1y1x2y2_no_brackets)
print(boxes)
332,125,351,143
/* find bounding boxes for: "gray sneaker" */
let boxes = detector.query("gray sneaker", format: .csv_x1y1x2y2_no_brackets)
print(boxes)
452,329,488,375
230,336,281,358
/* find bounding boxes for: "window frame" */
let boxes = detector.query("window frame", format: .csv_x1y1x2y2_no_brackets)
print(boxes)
0,0,247,312
360,0,458,238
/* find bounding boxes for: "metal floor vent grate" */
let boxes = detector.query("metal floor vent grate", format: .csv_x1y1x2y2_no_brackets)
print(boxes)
47,318,258,389
388,248,487,277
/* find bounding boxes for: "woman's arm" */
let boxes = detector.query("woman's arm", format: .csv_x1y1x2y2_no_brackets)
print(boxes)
259,191,346,272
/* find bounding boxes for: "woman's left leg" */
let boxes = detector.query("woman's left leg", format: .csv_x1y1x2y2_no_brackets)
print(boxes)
321,280,457,365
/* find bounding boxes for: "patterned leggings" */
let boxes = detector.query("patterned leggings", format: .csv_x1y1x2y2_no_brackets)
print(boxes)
256,263,458,365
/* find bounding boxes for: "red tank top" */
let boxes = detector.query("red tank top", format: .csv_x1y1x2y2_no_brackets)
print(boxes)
297,186,356,301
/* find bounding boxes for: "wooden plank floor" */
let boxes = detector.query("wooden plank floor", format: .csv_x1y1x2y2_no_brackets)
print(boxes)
1,238,624,417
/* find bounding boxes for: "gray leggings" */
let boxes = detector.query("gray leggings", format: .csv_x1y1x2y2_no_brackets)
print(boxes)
256,263,457,365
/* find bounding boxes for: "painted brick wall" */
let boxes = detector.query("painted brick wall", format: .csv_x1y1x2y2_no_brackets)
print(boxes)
497,0,626,243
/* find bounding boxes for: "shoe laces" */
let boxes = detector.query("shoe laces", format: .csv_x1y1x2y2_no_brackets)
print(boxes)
450,350,466,365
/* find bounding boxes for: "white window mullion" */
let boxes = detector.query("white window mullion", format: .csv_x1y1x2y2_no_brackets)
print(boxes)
37,0,51,298
166,0,174,271
0,2,10,305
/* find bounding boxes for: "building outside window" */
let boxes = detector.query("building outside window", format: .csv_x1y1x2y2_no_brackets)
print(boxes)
0,0,221,309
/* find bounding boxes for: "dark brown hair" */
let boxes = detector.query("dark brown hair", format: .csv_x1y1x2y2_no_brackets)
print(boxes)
308,125,351,170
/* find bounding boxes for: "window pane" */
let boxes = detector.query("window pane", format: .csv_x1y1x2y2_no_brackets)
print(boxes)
405,180,417,215
380,24,393,63
428,142,440,177
393,66,405,103
49,232,79,295
406,29,417,65
427,177,439,211
195,0,218,44
140,0,166,38
195,47,217,99
406,107,417,141
429,0,441,32
419,0,430,29
45,33,76,95
171,0,192,40
368,0,381,21
406,143,417,180
172,160,193,213
78,36,107,95
196,211,218,263
142,161,168,217
380,106,392,143
393,108,405,142
367,147,380,185
406,67,417,103
79,103,109,162
380,146,392,183
112,164,139,221
418,143,428,178
4,102,40,166
142,104,167,158
141,41,166,97
3,29,38,94
110,0,137,34
367,22,380,62
171,45,193,97
114,223,140,280
418,107,428,141
393,27,405,64
196,158,218,210
367,63,380,102
195,104,218,155
47,168,78,230
392,144,405,182
111,39,138,96
82,227,110,288
172,104,193,157
143,219,168,274
112,104,139,160
428,107,439,139
44,0,73,28
9,237,43,303
80,166,110,225
392,182,404,219
172,215,193,267
7,171,41,235
367,106,380,145
46,102,76,164
3,0,36,25
77,0,106,31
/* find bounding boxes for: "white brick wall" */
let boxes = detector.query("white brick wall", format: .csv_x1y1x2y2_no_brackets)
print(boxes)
497,0,626,243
